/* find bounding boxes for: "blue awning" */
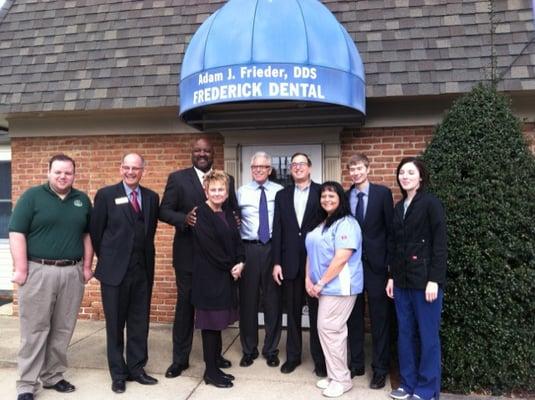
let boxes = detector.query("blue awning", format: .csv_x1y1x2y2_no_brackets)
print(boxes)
179,0,365,131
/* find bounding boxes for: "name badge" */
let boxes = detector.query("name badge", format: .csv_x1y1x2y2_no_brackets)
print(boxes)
115,196,129,205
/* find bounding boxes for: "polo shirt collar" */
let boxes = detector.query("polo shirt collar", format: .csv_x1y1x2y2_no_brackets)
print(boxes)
44,183,75,200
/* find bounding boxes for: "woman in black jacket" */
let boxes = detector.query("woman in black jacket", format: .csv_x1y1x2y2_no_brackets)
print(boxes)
386,157,447,400
192,170,245,388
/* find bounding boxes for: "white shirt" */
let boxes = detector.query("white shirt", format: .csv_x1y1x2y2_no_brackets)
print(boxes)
293,183,310,228
123,182,142,210
349,183,369,219
237,180,283,240
193,166,211,187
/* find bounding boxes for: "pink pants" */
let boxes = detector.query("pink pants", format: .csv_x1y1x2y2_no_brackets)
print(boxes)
317,294,357,391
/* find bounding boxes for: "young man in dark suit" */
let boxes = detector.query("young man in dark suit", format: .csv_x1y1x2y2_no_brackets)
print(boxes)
90,153,160,394
271,152,326,377
346,153,394,389
159,137,238,378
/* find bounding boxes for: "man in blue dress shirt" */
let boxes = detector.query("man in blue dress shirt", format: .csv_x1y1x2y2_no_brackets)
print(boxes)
237,151,283,368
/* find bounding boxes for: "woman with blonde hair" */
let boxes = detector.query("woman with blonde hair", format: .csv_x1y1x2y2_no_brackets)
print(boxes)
191,170,245,388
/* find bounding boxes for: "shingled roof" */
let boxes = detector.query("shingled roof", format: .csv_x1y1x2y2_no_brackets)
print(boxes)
0,0,534,114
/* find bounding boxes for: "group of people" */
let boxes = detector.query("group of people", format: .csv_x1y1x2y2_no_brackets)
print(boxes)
9,136,447,400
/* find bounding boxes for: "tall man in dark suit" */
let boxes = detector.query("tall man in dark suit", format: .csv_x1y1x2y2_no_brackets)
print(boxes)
346,153,394,389
272,153,327,377
90,153,160,394
159,137,237,378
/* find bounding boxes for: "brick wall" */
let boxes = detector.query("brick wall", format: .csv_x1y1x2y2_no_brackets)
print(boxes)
341,126,435,202
11,132,224,322
10,123,534,322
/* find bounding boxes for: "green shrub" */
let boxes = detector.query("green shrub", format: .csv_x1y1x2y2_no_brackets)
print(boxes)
421,83,535,395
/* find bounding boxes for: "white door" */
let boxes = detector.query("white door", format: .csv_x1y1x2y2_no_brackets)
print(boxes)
241,144,322,186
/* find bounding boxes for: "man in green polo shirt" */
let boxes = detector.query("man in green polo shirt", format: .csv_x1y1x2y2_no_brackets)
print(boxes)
9,154,94,400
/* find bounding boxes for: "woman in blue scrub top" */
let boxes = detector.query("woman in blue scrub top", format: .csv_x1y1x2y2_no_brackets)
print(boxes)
386,157,447,400
305,181,363,398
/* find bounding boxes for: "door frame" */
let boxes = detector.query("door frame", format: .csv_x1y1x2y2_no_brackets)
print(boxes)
221,127,343,188
241,144,323,186
220,128,343,328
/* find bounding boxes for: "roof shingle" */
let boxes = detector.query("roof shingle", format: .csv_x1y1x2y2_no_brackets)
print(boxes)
0,0,534,114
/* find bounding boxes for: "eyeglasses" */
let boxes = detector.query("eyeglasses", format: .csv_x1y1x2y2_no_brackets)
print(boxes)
251,165,271,170
121,166,143,172
290,162,308,169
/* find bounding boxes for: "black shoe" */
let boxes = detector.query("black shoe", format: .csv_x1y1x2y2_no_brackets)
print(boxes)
165,362,189,378
111,380,126,394
219,371,235,381
217,356,232,369
43,379,75,393
129,372,158,385
370,373,386,389
314,364,327,377
204,374,233,388
240,354,255,367
17,393,34,400
350,366,365,378
280,360,301,374
266,354,280,367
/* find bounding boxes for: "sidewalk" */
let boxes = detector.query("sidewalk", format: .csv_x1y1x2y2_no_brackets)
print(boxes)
0,313,503,400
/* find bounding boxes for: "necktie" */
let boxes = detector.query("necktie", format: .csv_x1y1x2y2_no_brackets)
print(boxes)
355,192,364,225
258,185,270,244
130,191,141,213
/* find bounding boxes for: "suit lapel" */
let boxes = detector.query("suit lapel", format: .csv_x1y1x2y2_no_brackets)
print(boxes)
116,183,134,226
140,186,151,235
302,182,318,229
287,185,300,227
187,167,207,203
364,183,376,227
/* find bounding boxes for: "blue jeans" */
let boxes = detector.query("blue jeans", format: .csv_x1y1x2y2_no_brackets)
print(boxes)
394,286,443,400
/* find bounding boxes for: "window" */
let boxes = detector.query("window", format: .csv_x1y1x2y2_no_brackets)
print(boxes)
270,155,293,187
0,161,11,239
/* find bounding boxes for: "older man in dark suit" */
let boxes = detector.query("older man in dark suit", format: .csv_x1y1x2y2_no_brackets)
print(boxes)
271,152,326,377
346,153,394,389
90,153,160,394
159,137,238,378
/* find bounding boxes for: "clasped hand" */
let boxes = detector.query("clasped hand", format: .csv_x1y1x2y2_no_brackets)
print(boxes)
231,263,244,281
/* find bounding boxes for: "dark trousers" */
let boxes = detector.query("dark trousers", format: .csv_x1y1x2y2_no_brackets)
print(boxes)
172,270,194,364
347,262,392,375
282,275,304,362
394,286,443,400
239,242,281,357
282,271,325,369
101,262,150,380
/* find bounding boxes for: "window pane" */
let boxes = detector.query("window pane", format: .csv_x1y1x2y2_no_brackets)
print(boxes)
0,162,11,199
270,155,293,187
0,202,11,239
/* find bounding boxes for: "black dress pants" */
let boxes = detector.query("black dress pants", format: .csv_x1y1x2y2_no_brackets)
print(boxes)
101,262,150,380
347,262,392,375
282,274,304,362
172,270,194,364
282,275,326,368
239,242,282,357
